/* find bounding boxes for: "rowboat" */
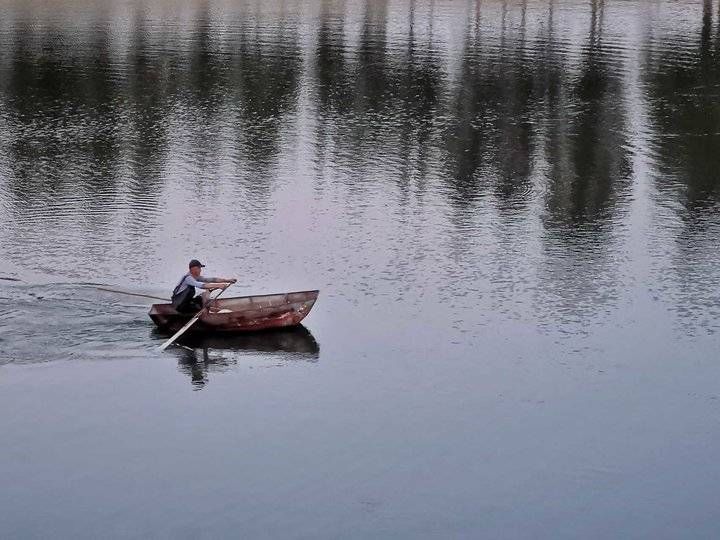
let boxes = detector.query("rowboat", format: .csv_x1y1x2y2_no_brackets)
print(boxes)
149,289,319,334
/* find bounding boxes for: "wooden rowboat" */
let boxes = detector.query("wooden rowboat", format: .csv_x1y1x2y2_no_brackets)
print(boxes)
149,289,319,334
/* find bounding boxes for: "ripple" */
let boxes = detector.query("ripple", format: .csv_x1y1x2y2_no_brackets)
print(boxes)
0,0,719,364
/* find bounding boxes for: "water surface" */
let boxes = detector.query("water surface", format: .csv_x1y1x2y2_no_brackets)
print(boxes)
1,1,720,538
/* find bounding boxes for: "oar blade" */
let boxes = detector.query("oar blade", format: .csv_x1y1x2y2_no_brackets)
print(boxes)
158,314,201,351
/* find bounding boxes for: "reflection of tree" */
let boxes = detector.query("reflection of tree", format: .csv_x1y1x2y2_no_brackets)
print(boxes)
125,5,171,226
315,0,352,114
543,0,630,227
644,1,720,333
4,22,123,208
533,0,631,330
227,8,302,197
395,0,442,198
446,17,492,204
446,0,537,210
2,0,638,231
645,0,720,211
182,1,227,179
312,0,350,186
311,0,443,202
0,1,303,219
355,1,390,114
307,0,629,227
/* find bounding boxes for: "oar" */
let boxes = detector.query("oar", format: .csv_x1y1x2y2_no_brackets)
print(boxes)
96,287,169,302
158,284,232,351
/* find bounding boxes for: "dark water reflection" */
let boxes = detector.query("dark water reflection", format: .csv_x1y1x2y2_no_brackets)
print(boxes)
171,326,320,389
2,1,720,538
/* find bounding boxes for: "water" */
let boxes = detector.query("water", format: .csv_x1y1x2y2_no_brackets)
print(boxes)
1,0,720,537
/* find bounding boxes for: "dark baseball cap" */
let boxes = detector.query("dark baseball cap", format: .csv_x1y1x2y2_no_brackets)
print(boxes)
189,259,205,268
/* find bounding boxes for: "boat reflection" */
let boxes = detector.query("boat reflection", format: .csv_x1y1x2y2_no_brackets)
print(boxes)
162,326,320,390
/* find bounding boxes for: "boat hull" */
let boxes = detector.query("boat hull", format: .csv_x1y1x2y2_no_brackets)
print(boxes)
149,290,319,334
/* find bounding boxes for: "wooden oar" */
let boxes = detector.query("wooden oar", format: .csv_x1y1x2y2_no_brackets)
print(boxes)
96,287,169,302
158,285,232,351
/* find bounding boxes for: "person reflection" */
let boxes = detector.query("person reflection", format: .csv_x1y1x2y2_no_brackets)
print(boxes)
174,346,219,390
171,326,320,389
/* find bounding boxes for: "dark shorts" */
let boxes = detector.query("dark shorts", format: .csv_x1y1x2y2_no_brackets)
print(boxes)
171,287,202,313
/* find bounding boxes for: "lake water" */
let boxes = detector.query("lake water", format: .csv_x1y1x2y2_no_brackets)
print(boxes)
1,0,720,538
